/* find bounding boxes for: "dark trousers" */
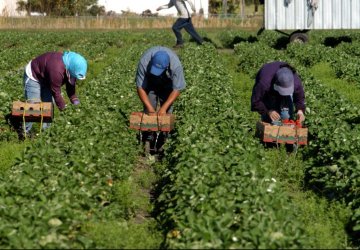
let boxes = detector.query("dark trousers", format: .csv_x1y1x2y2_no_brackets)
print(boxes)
142,84,172,142
261,96,294,123
172,18,203,45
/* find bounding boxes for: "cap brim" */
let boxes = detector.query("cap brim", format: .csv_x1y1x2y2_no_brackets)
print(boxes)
274,84,294,96
150,65,165,76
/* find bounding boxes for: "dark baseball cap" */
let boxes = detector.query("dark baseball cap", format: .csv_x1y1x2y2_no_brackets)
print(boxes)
274,67,294,96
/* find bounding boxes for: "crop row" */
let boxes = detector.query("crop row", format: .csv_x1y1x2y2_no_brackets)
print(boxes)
233,39,360,241
1,30,359,248
157,44,312,248
0,33,149,248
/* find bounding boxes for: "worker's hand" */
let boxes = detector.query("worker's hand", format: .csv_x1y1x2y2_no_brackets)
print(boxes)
70,97,80,105
158,107,167,115
59,104,67,112
145,109,156,115
297,110,305,122
268,110,280,121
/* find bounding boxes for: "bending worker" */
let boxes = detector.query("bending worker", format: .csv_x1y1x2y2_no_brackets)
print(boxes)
21,51,87,138
251,61,306,123
135,46,186,152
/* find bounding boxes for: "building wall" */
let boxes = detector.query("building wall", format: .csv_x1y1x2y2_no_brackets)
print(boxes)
265,0,360,30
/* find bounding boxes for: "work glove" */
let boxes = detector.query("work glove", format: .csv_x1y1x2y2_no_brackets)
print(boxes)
70,97,80,105
268,110,280,121
297,110,305,122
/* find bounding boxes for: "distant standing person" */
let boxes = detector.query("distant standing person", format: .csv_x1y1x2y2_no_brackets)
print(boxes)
156,0,203,48
135,46,186,153
21,51,87,138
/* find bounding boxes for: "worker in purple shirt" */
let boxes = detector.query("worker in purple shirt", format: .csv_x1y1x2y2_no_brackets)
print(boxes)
251,61,306,123
21,51,87,137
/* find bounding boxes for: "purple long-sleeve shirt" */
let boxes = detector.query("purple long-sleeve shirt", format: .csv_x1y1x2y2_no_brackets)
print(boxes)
251,61,305,115
30,52,77,110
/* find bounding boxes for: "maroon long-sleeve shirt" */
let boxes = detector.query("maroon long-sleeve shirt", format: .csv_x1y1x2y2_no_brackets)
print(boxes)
251,61,305,116
30,52,77,110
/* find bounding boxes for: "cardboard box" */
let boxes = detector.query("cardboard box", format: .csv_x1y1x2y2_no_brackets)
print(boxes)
255,121,308,145
11,101,54,122
129,112,175,132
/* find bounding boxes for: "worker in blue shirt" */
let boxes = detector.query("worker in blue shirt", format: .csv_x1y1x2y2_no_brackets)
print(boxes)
135,46,186,154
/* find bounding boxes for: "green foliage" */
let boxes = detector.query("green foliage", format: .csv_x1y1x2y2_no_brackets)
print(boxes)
1,29,360,249
310,63,360,106
285,43,331,67
257,30,288,49
230,30,360,246
0,31,150,248
82,220,162,249
215,29,258,48
0,142,26,172
156,44,312,249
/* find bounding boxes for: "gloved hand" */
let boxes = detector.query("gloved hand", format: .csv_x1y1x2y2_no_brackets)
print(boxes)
297,110,305,122
268,110,280,121
70,97,80,105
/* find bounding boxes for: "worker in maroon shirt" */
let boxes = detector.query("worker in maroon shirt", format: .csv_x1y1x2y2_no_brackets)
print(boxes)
21,51,87,137
251,61,306,123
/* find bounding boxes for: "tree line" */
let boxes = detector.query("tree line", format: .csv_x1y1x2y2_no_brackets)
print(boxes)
16,0,105,16
209,0,264,16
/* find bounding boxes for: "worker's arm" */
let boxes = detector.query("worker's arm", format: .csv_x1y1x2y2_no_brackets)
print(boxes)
137,87,156,113
156,1,174,11
186,0,196,12
158,90,180,115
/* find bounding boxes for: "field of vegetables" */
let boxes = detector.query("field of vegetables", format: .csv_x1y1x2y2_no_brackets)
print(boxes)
0,28,359,249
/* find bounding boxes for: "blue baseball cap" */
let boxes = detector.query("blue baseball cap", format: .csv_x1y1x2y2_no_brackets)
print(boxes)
274,67,294,96
150,51,170,76
62,51,87,81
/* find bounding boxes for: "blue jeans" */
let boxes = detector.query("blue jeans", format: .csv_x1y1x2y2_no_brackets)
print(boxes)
172,18,203,45
23,74,52,133
145,90,174,114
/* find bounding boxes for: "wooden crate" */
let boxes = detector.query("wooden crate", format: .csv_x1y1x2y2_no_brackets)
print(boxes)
11,101,53,122
255,121,308,145
129,112,175,132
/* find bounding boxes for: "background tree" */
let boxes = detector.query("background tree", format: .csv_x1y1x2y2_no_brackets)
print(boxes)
17,0,104,16
88,5,105,16
209,0,263,16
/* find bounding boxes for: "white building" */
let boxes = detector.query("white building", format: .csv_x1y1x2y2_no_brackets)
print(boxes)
0,0,24,16
98,0,209,17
